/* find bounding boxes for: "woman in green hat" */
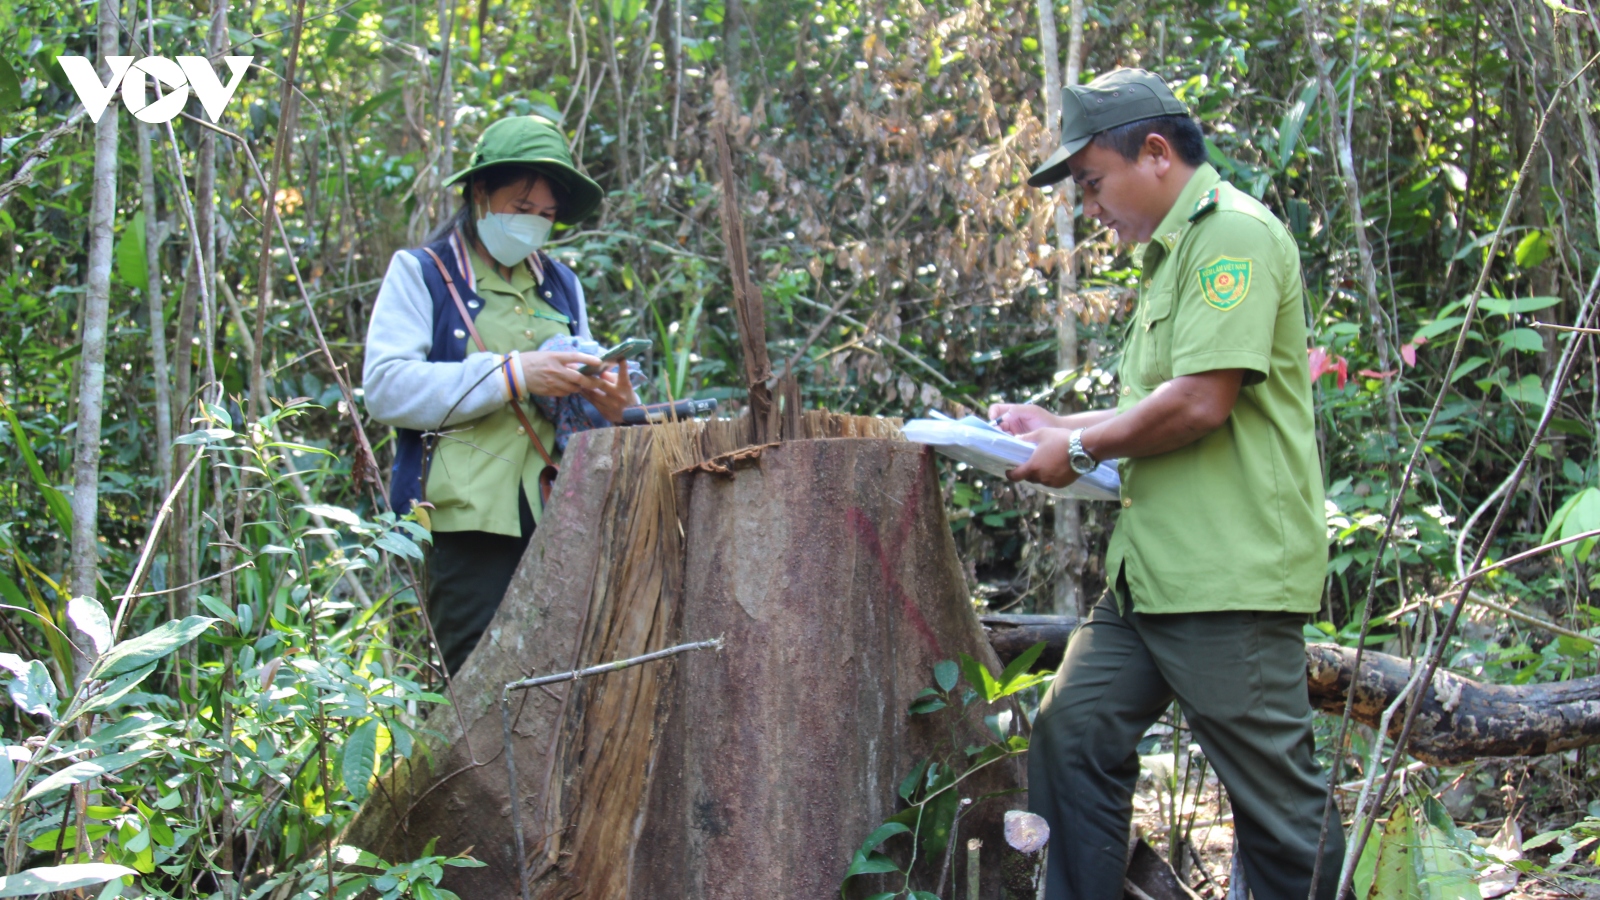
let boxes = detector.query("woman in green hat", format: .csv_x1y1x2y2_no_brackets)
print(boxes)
363,115,637,674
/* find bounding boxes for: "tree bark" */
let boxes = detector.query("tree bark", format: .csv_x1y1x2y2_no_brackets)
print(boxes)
68,0,121,680
137,121,173,495
349,424,1026,898
712,110,775,441
1036,0,1087,616
983,614,1600,767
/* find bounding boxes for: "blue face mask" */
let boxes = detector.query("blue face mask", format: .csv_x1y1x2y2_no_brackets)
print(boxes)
476,209,553,267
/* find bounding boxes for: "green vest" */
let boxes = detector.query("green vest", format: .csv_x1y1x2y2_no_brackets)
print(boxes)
1105,164,1327,614
426,251,572,536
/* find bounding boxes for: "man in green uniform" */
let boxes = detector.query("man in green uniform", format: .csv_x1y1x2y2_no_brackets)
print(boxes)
992,68,1343,899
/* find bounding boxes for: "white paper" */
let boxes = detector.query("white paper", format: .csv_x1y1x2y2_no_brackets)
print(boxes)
902,412,1121,502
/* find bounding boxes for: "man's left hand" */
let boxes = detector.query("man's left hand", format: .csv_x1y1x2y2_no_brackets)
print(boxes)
1006,428,1081,488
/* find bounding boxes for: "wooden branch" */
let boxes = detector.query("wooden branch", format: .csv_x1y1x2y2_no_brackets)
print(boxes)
982,615,1600,766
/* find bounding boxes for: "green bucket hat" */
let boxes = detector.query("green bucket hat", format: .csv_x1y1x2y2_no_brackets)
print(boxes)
1028,68,1190,188
444,115,605,223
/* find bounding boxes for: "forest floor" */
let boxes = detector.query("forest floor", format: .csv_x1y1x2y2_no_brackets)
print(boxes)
1129,758,1600,899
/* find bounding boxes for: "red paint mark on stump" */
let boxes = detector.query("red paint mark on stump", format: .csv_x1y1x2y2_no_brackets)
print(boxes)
848,505,940,654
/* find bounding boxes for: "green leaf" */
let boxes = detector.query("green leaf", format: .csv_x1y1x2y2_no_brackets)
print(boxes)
909,697,947,714
334,845,384,869
0,399,73,532
115,211,148,289
67,596,113,658
984,709,1014,739
1478,295,1560,316
197,595,239,629
1367,804,1420,900
1413,316,1464,343
854,821,911,856
921,766,960,860
1496,328,1545,353
933,659,958,692
173,427,235,446
0,863,136,897
342,719,380,801
899,758,930,801
1275,80,1318,171
0,56,21,113
374,530,423,561
1448,356,1489,383
841,852,900,879
1514,230,1552,269
996,641,1047,693
1500,373,1547,407
8,659,58,720
75,663,158,718
957,652,1000,703
92,616,219,679
25,823,112,851
25,749,157,800
302,504,363,527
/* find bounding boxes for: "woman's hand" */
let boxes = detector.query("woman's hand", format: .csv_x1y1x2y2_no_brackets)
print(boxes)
520,350,605,397
583,365,639,424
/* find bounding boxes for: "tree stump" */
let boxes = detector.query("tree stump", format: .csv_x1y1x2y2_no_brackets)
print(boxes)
349,418,1027,898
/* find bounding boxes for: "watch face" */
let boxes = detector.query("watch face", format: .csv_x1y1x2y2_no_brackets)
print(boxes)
1070,453,1095,474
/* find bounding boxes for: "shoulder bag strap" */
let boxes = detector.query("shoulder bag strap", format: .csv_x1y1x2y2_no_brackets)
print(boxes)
421,242,557,470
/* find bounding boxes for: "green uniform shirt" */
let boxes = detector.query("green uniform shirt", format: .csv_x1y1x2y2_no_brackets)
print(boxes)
426,250,570,536
1105,163,1326,615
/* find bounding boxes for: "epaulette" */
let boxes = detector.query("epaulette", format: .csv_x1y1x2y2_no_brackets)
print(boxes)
1189,187,1219,223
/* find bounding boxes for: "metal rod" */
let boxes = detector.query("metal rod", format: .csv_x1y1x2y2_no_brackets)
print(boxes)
501,636,725,900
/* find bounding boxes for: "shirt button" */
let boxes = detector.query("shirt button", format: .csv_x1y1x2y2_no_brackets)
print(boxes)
453,328,466,339
467,300,480,309
524,329,535,339
513,306,523,314
1121,498,1132,508
543,291,553,299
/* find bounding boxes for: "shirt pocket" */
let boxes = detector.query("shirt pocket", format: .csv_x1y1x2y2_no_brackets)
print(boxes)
1137,285,1176,388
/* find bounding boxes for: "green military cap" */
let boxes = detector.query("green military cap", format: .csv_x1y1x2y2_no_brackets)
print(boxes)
444,115,605,222
1028,68,1190,188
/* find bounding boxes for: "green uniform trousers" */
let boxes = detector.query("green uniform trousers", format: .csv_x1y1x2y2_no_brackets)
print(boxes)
1028,591,1344,900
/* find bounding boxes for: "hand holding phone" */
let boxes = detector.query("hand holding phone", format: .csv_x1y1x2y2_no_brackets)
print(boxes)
579,338,651,375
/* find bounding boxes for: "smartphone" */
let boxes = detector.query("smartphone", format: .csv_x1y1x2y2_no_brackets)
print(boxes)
579,338,651,375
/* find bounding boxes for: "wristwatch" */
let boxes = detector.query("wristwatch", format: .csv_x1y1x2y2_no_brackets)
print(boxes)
1067,429,1098,475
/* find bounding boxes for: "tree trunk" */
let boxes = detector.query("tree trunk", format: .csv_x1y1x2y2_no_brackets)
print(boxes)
68,0,121,679
137,121,173,495
983,614,1600,767
1036,0,1087,617
349,422,1027,898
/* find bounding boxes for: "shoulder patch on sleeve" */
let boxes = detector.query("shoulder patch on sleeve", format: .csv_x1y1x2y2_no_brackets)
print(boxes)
1188,187,1220,222
1198,256,1252,310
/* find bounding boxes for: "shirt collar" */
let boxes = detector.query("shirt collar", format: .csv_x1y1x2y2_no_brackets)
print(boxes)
468,245,539,297
1138,163,1222,268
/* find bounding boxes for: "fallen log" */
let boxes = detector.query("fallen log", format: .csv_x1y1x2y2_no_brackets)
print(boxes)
982,614,1600,766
